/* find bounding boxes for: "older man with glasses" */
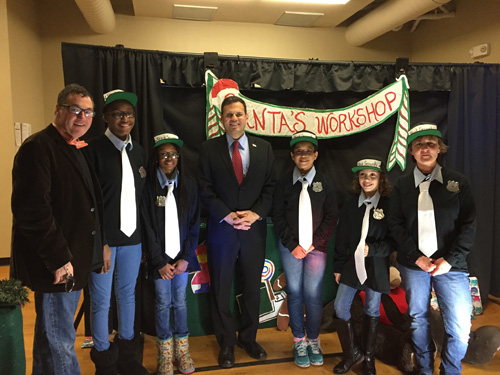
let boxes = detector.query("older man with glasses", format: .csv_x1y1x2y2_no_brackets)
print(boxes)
11,84,107,375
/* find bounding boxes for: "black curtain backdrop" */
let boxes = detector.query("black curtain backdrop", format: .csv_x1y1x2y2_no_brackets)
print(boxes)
62,42,500,299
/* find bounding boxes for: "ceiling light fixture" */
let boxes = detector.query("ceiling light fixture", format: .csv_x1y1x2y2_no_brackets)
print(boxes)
173,4,218,21
270,0,350,4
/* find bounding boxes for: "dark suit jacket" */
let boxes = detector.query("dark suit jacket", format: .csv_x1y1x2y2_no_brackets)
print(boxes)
198,134,275,247
334,194,393,294
272,169,338,253
389,166,476,272
11,125,105,292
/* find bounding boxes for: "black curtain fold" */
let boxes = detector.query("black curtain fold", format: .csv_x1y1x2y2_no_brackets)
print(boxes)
447,65,500,298
62,42,499,299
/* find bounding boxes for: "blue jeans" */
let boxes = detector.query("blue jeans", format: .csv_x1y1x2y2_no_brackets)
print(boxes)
398,265,471,375
279,242,327,340
33,290,82,375
154,271,189,340
334,283,382,321
89,243,142,351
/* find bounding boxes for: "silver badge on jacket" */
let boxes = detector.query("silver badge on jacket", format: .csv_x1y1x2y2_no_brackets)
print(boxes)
446,180,460,192
312,182,323,192
156,196,166,207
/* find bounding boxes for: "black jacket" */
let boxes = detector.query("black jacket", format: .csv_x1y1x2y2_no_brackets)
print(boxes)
334,194,393,294
389,166,476,272
87,134,146,246
141,175,201,279
11,125,104,292
272,169,338,253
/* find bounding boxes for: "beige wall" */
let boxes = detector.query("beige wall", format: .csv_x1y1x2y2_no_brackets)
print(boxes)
3,0,499,259
1,0,16,258
8,0,44,130
410,0,500,63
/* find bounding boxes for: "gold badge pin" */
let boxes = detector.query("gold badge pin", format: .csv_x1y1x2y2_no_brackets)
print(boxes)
373,208,384,220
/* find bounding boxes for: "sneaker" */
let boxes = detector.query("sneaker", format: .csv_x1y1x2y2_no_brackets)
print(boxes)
307,338,323,366
293,339,310,368
81,336,94,349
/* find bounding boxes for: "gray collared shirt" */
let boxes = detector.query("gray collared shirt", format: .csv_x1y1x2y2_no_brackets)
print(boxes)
413,163,443,187
105,127,133,151
157,167,178,189
358,190,381,209
293,165,316,186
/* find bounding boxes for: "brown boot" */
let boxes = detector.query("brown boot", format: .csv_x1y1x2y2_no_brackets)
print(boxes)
174,336,195,374
156,337,174,375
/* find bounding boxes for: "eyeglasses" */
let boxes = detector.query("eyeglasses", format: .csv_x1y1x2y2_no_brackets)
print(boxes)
292,149,315,156
61,104,96,118
64,265,75,293
159,152,180,160
107,111,135,120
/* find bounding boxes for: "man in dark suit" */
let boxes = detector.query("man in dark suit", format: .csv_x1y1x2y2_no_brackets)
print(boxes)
198,96,276,368
11,84,106,375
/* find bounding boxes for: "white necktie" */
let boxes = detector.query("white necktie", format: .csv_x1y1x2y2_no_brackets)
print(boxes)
355,201,371,285
120,144,136,237
418,180,438,257
164,183,181,259
298,179,313,250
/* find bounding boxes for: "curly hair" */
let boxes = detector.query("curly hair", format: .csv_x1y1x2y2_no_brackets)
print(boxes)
352,171,392,197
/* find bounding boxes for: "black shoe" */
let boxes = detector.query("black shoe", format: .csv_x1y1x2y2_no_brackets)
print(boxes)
236,340,267,360
218,346,235,368
90,342,119,375
114,336,149,375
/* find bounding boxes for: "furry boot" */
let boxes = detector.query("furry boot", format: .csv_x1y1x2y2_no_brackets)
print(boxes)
174,335,195,374
156,337,174,375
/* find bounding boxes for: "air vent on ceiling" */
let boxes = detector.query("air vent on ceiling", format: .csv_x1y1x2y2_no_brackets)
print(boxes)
275,11,324,27
173,4,218,21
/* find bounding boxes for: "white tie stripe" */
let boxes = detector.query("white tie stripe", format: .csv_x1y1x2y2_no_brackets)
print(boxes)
164,183,181,259
418,180,438,257
120,144,136,237
298,179,313,250
354,201,371,285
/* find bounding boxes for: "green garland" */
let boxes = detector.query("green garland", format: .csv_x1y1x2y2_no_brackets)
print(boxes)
0,278,29,306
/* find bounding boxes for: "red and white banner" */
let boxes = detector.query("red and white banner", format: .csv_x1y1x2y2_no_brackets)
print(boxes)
206,70,410,171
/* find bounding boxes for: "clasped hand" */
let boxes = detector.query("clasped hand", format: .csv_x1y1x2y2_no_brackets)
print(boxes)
415,256,451,276
224,210,259,230
158,259,189,280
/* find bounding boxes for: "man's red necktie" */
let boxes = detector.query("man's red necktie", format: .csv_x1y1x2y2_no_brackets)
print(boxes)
232,140,243,185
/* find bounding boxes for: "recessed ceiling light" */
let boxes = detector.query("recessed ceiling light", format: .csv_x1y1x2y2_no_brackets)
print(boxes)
275,11,324,27
269,0,350,4
173,4,218,21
